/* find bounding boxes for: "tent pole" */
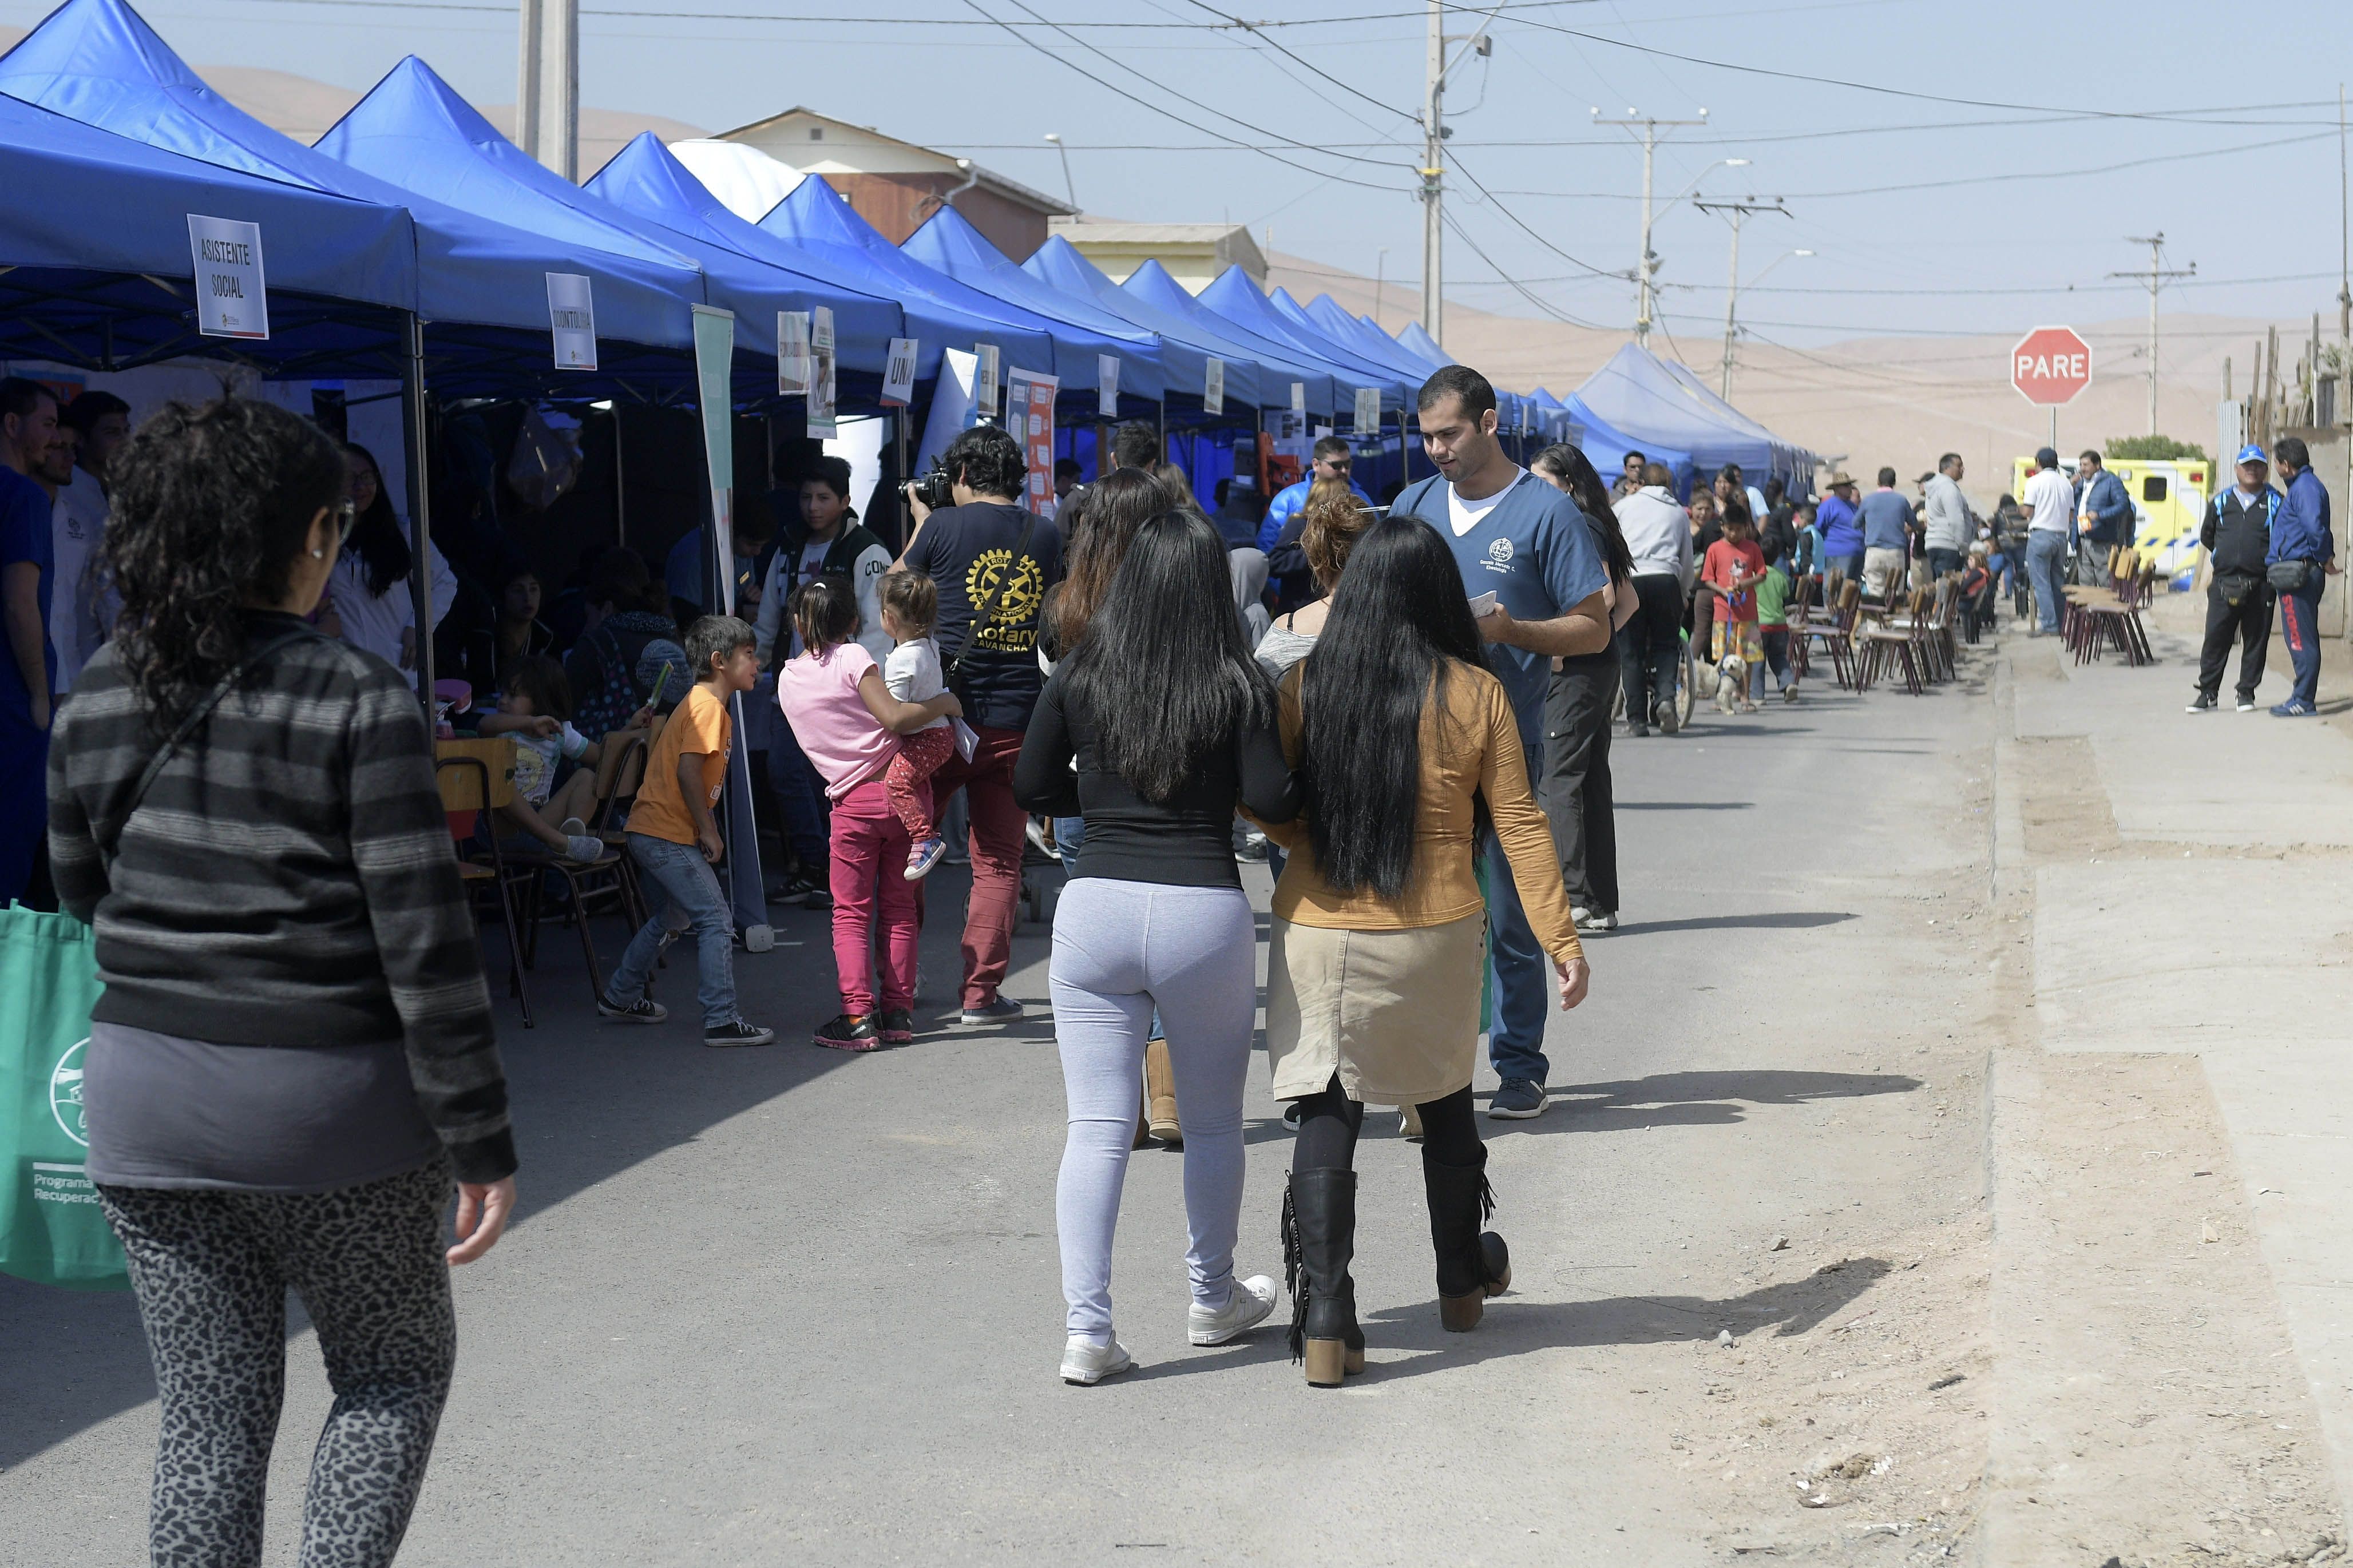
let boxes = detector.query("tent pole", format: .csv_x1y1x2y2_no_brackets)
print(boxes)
612,406,626,549
400,311,435,712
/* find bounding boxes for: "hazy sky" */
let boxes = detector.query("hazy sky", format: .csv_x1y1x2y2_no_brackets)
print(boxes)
6,0,2348,361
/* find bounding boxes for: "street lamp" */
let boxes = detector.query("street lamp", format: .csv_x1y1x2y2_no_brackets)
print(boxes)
1044,133,1077,212
1718,246,1812,400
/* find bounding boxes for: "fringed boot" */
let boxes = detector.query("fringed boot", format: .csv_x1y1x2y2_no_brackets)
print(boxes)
1422,1145,1511,1331
1283,1168,1366,1387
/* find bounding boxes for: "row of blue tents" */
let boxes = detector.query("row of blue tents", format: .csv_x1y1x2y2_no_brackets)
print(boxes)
0,0,1582,448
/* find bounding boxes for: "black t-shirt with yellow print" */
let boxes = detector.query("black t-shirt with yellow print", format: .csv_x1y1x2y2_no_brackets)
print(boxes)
905,499,1064,733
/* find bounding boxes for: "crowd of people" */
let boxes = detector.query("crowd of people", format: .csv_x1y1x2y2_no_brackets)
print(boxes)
21,344,2344,1560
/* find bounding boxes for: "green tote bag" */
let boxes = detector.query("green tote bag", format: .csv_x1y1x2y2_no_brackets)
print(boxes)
0,903,126,1290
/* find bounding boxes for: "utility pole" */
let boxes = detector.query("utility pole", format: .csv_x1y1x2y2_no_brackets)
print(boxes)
1594,108,1708,349
1375,247,1389,327
2108,233,2194,437
516,0,578,178
1694,196,1788,399
1418,4,1496,347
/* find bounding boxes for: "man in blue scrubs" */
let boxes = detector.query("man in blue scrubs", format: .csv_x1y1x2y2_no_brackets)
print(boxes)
0,377,60,907
1391,366,1607,1118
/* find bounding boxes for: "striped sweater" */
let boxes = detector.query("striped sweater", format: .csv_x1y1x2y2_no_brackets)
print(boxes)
46,611,515,1182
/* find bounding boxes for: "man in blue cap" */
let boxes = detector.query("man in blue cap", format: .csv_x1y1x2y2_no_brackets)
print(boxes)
2266,435,2337,717
2189,444,2279,712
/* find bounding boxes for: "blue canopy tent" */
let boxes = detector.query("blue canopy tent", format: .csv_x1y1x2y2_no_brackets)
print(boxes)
319,60,903,410
0,89,414,378
1247,285,1405,411
1206,271,1415,495
1653,356,1819,496
900,207,1166,410
1020,236,1250,416
754,176,1057,391
1297,292,1430,392
1120,261,1335,417
1572,343,1811,493
1394,319,1452,370
1555,387,1692,496
0,0,705,394
583,133,942,395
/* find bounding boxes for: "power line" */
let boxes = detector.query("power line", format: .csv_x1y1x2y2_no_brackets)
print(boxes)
1167,0,1413,124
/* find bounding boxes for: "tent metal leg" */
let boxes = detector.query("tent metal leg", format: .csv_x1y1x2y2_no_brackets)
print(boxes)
401,311,436,711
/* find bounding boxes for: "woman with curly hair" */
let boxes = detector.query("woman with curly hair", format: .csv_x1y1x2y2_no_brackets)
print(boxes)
46,397,516,1566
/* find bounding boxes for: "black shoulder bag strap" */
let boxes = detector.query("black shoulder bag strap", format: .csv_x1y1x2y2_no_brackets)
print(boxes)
97,630,310,872
944,514,1037,695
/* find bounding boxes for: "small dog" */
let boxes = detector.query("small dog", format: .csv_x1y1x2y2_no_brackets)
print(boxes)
1714,653,1746,713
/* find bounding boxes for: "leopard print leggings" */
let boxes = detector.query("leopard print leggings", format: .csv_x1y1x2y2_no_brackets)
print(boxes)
97,1160,458,1568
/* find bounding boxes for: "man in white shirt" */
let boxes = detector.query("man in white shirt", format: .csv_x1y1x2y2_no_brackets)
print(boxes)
2020,446,2075,635
1613,462,1696,736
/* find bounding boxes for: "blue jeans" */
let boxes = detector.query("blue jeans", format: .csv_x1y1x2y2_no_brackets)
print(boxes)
1986,550,2015,598
607,832,737,1027
1053,815,1085,871
768,709,831,875
1482,717,1551,1086
2279,576,2324,706
2026,531,2068,632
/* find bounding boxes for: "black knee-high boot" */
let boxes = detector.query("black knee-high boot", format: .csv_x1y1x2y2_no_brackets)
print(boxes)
1421,1145,1511,1331
1283,1168,1366,1386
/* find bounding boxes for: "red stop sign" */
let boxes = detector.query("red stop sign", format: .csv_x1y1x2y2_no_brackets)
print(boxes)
2011,325,2092,406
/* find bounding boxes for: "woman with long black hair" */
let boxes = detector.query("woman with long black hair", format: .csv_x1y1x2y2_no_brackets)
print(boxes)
1014,510,1300,1386
1531,442,1637,936
47,398,514,1562
327,441,451,672
1258,514,1588,1386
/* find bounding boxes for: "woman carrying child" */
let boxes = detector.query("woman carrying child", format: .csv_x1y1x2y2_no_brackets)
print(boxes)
777,574,965,1052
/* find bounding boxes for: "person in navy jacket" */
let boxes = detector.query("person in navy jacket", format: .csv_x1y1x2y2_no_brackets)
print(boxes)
1388,366,1610,1121
2265,435,2337,717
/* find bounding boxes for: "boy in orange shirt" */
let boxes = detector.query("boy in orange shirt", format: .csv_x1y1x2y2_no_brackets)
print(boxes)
597,615,775,1046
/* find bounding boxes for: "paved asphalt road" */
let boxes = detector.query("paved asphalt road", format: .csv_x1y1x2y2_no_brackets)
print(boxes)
1,669,1989,1565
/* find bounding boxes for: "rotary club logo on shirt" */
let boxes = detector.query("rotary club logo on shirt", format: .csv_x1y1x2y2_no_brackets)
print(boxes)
964,547,1045,654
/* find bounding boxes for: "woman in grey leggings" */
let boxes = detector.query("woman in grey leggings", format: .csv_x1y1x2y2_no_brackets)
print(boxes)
1015,511,1301,1385
46,398,516,1565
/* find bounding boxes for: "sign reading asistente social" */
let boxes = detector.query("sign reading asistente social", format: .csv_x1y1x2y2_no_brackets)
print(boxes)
546,272,596,370
881,338,919,408
187,215,267,340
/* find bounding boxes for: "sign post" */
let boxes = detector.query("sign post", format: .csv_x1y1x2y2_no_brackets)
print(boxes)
2011,325,2092,451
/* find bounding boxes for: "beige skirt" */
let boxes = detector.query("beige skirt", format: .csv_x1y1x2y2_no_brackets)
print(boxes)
1265,913,1487,1106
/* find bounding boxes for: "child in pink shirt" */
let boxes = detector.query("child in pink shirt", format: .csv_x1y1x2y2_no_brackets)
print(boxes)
777,574,962,1051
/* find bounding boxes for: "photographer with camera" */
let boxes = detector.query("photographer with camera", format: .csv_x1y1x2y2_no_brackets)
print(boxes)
900,424,1065,1025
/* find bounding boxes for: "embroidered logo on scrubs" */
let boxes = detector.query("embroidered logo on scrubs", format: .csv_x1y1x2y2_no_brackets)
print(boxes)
50,1037,89,1147
1486,537,1514,566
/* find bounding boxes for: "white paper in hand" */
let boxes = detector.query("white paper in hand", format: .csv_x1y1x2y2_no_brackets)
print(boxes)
952,718,980,762
1468,590,1499,618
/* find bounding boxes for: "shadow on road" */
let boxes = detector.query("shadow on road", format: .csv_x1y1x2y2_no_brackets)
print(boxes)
1617,800,1756,812
1609,910,1856,936
1492,1068,1918,1136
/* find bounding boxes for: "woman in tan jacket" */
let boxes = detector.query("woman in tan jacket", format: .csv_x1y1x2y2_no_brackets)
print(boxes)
1257,514,1590,1386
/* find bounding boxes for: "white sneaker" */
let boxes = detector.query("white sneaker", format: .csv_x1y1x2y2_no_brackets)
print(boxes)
1059,1336,1135,1386
1188,1275,1278,1345
1575,909,1618,935
558,817,589,836
564,833,608,862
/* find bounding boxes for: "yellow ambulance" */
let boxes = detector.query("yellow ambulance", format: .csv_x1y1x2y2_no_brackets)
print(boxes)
2010,455,2211,588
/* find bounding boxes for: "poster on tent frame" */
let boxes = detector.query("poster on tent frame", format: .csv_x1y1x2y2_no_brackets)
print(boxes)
546,272,596,371
809,306,837,436
1005,367,1059,516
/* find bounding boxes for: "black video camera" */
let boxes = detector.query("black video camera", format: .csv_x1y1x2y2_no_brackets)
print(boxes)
907,463,956,512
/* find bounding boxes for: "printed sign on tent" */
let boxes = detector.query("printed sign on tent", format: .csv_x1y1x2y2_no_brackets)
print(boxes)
1006,367,1059,515
975,344,1002,418
1098,355,1120,419
546,273,597,371
1290,382,1306,415
777,311,811,395
1203,358,1226,416
881,338,920,407
187,216,267,340
809,306,837,436
1353,387,1380,439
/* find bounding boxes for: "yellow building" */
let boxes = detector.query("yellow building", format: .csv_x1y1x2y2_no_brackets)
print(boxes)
1047,217,1268,294
2010,455,2213,587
